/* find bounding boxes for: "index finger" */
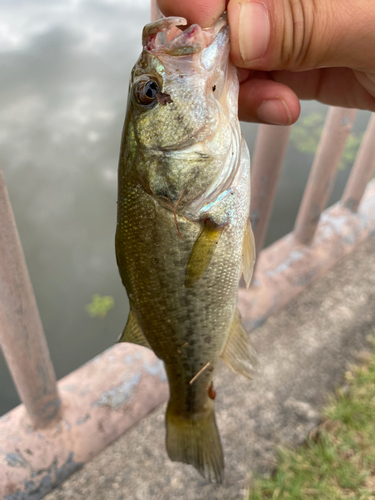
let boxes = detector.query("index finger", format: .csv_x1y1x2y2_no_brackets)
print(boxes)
157,0,227,28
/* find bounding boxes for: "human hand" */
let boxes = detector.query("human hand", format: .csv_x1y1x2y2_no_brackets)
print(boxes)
158,0,375,125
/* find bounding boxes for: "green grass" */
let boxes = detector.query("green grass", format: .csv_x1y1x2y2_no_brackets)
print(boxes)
248,340,375,500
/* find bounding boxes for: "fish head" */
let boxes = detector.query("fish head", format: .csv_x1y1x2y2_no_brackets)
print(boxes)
127,15,235,152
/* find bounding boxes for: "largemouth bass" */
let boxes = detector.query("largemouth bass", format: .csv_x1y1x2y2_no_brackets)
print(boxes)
115,14,256,483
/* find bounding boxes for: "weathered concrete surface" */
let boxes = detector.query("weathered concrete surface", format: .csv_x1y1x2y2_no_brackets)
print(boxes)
45,236,375,500
0,344,168,500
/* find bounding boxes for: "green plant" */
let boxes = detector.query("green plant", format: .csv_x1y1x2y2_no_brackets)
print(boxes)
290,112,364,171
85,294,114,319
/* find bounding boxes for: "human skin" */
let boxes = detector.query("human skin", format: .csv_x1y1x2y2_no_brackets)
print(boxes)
158,0,375,125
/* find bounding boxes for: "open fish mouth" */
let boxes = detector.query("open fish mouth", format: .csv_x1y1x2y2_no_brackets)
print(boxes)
142,14,228,59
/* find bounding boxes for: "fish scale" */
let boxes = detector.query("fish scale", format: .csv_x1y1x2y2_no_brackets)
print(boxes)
115,14,257,483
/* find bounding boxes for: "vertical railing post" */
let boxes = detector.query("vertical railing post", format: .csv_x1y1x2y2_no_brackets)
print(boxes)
293,107,357,245
250,125,291,258
0,169,61,428
342,113,375,212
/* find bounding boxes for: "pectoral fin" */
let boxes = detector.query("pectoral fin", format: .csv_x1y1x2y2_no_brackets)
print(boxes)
221,309,258,379
184,222,224,288
242,219,256,289
117,310,151,350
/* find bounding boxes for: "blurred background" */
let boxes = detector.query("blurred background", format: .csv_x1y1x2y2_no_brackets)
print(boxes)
0,0,371,415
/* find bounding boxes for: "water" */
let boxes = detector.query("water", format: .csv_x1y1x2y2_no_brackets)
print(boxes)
0,0,371,415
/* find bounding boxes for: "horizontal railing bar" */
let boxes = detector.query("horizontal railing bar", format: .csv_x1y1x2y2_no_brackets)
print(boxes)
0,343,168,500
240,178,375,330
341,113,375,212
293,107,357,246
0,169,60,429
250,124,291,260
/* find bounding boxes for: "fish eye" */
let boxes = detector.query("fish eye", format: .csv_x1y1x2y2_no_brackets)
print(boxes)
134,78,160,105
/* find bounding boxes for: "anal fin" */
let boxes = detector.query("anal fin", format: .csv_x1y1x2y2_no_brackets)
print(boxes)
242,218,256,288
185,221,224,288
221,309,258,378
117,310,151,350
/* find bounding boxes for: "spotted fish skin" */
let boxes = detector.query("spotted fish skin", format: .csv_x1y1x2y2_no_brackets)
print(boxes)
116,15,256,483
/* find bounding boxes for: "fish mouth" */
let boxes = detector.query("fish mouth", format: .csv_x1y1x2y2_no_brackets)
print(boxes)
142,14,228,58
138,15,239,215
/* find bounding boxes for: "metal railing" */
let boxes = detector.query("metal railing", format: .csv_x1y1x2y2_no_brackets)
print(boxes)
239,109,375,330
1,6,375,500
0,169,61,430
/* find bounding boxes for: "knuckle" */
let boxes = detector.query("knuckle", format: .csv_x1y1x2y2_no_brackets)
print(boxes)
278,0,317,69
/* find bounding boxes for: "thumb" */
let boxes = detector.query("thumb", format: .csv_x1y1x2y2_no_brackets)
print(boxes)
158,0,226,28
228,0,375,73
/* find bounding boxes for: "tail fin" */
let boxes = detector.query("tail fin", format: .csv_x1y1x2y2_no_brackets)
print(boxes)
166,404,224,483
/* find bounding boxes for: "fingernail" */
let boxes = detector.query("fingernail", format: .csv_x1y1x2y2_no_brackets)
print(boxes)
239,2,270,63
257,98,292,125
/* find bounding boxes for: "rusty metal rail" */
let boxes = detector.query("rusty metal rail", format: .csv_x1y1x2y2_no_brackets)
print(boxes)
342,113,375,212
0,343,168,500
250,125,291,261
240,179,375,330
293,107,358,245
0,170,61,430
1,2,375,497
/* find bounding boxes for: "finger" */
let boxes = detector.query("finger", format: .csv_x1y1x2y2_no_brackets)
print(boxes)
158,0,227,27
271,68,375,111
228,0,375,73
353,71,375,106
238,74,300,124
